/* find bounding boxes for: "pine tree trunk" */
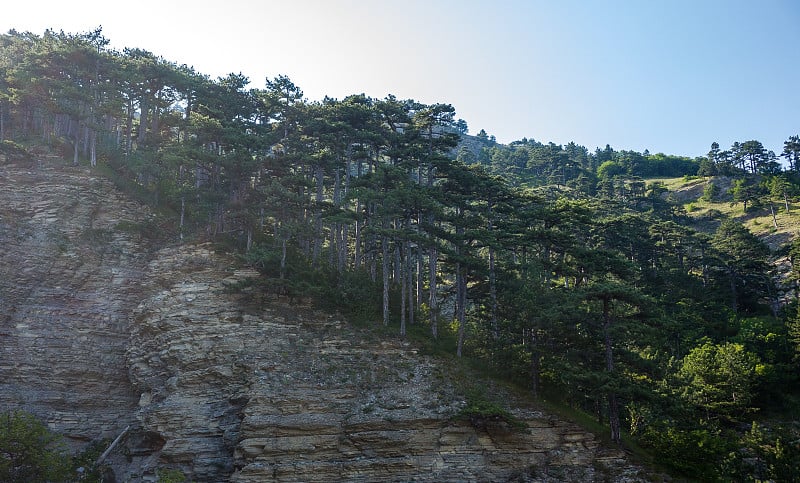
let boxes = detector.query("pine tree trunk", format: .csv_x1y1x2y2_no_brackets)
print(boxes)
312,165,324,265
338,224,347,274
90,129,97,167
179,196,185,241
126,98,134,155
416,245,424,319
530,329,541,399
729,268,739,313
394,238,401,283
406,241,414,328
429,247,438,338
331,168,342,269
456,263,466,357
400,244,407,336
769,202,778,229
138,97,149,144
280,236,287,280
603,297,621,444
72,124,80,166
489,246,498,339
0,101,5,141
354,204,362,269
382,234,390,326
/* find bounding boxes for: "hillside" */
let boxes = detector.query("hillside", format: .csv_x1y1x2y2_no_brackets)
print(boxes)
0,157,655,481
660,175,798,251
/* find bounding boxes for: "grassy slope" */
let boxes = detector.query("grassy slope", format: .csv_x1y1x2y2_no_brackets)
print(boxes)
656,175,799,251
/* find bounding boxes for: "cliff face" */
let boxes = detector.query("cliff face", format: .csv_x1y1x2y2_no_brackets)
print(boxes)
0,161,148,442
0,159,653,482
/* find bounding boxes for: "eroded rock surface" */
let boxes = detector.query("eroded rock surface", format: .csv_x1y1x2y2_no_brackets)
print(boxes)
0,160,150,442
1,160,655,482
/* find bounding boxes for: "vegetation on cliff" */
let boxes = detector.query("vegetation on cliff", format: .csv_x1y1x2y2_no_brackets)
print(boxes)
2,27,800,480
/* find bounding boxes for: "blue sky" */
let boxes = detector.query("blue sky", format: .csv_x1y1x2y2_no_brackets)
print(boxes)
2,0,798,157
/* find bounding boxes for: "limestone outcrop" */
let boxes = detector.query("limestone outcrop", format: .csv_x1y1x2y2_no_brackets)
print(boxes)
0,161,149,443
0,159,655,482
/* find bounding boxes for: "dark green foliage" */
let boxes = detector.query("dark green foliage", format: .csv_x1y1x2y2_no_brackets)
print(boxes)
637,421,736,480
0,411,72,482
677,340,762,418
0,140,32,163
742,422,800,482
157,468,188,482
702,181,720,201
456,388,526,430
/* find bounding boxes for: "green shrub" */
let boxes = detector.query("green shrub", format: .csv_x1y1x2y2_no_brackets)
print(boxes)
0,410,72,482
456,388,526,430
702,182,720,202
0,140,33,164
157,468,187,482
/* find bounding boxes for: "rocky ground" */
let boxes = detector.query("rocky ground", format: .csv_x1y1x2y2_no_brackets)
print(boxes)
0,158,658,482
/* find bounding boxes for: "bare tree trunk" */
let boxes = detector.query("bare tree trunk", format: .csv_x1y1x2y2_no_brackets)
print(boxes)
456,263,467,358
429,247,438,339
602,297,621,444
400,243,407,336
406,241,414,328
179,196,185,241
382,234,390,326
0,101,5,141
489,246,498,339
416,245,423,320
280,237,287,279
725,267,739,313
338,224,347,274
138,97,149,144
312,164,324,266
90,129,97,167
770,202,778,229
394,239,402,283
125,98,134,155
151,101,160,137
354,204,362,269
72,122,80,166
530,329,541,399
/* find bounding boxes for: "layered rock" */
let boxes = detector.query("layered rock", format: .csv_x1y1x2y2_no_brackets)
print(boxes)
0,160,150,442
127,244,650,482
1,159,655,482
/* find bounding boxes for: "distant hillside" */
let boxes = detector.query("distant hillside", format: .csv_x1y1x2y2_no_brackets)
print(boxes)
659,175,798,250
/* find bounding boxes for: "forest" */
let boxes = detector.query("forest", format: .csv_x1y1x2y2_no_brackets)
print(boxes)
1,28,800,481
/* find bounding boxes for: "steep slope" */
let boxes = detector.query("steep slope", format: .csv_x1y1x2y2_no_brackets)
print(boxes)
0,159,150,443
0,158,655,482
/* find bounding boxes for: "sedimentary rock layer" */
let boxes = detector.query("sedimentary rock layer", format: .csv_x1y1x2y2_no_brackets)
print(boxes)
1,159,652,482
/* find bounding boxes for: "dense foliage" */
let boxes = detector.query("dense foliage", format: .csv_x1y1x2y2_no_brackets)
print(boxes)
2,27,799,480
0,411,72,482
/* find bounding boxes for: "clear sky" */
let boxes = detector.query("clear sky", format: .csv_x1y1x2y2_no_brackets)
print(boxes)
1,0,798,157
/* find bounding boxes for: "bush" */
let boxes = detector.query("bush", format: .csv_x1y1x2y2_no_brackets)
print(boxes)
638,422,734,480
157,468,187,482
0,140,33,164
0,410,72,482
702,182,720,202
456,388,526,430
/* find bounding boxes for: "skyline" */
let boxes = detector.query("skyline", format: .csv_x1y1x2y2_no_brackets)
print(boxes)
1,0,798,158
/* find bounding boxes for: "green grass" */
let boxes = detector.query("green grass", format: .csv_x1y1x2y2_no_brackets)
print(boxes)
654,176,800,250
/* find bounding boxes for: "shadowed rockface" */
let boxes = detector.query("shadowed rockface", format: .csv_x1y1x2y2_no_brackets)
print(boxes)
0,159,655,482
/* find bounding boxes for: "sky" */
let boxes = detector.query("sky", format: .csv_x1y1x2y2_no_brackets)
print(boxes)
1,0,798,158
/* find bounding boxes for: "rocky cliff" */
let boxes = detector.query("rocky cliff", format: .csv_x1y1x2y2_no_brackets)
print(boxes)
0,158,655,481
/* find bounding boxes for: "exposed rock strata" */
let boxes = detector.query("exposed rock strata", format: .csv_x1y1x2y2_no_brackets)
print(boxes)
0,160,150,442
1,159,654,482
